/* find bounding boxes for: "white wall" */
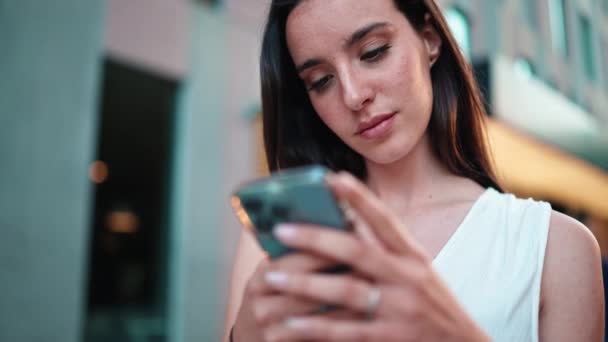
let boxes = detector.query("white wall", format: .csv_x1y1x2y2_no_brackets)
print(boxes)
0,1,105,341
169,1,270,339
104,0,193,79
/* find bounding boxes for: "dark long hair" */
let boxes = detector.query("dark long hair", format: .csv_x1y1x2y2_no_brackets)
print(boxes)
260,0,502,190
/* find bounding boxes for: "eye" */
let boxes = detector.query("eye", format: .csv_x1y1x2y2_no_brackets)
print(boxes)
308,75,333,93
361,44,392,62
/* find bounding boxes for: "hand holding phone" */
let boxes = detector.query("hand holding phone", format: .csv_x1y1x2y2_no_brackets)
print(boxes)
230,165,349,259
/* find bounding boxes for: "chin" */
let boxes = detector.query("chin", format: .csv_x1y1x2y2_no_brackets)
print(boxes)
359,142,413,165
361,128,427,165
365,152,407,165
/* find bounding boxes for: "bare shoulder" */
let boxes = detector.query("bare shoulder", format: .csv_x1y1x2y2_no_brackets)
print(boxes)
539,210,604,341
543,211,601,283
544,211,601,270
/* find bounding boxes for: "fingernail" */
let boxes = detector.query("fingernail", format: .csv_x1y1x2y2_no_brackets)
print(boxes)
326,172,348,189
339,201,354,217
274,224,297,241
285,317,309,330
265,271,289,287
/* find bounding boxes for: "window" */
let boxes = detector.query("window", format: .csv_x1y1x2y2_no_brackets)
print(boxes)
548,0,569,57
444,7,471,60
578,14,596,82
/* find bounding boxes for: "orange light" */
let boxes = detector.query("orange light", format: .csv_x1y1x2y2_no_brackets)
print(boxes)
230,196,255,232
89,161,109,184
106,210,140,234
486,118,608,220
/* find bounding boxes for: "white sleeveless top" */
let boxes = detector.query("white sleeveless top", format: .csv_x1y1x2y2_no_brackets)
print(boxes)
433,188,552,342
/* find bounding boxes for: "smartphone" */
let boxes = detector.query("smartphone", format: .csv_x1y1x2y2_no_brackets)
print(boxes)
230,165,348,259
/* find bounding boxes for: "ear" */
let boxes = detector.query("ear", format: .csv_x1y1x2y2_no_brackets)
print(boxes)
421,14,442,67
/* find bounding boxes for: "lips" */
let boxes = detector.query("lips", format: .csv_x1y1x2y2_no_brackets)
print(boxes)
356,112,396,135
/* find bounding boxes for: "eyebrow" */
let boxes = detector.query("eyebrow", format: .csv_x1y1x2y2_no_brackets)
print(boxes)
345,21,390,49
295,21,391,74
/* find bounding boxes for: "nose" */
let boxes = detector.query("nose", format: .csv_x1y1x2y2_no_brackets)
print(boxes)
340,68,374,112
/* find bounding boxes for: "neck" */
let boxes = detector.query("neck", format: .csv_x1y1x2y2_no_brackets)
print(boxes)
364,133,457,212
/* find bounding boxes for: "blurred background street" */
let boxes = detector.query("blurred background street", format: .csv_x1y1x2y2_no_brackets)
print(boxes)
0,0,607,341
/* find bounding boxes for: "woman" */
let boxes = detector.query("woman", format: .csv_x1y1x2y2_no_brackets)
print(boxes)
224,0,604,341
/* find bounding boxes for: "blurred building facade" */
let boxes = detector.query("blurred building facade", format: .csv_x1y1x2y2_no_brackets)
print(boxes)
0,1,106,341
445,0,608,120
442,0,608,166
438,0,608,245
1,1,607,342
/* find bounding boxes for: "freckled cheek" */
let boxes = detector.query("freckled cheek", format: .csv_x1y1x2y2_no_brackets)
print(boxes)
386,58,431,106
311,98,332,121
379,57,413,92
311,98,349,133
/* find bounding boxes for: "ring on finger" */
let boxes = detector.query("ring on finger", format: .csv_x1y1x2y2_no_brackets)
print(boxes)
365,286,382,320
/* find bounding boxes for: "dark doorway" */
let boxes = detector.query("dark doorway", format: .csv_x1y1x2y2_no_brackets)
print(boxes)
85,59,178,342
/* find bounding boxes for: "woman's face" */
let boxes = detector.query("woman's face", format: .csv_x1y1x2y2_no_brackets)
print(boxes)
286,0,441,165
